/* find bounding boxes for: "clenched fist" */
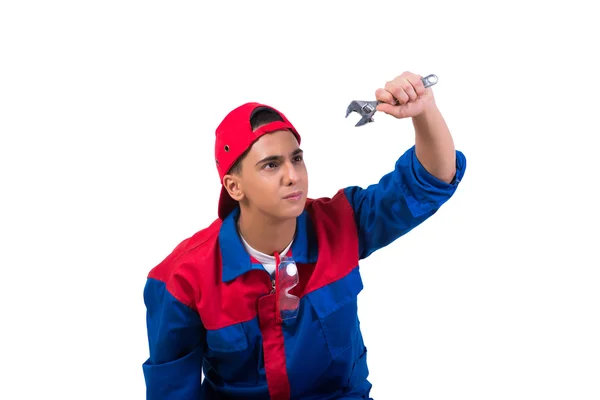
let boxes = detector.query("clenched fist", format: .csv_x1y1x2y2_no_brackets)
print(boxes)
375,71,437,119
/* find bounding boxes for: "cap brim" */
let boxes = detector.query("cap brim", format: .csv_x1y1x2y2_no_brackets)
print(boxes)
218,185,238,220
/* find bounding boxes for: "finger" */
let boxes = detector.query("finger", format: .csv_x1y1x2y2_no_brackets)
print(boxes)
408,74,426,96
375,88,395,105
397,77,418,102
385,81,409,105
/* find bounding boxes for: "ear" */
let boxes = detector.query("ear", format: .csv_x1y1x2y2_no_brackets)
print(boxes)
222,174,245,201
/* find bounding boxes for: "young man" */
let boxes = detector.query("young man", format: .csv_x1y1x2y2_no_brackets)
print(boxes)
142,71,466,399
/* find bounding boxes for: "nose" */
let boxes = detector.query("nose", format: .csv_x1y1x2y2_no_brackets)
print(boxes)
283,161,298,186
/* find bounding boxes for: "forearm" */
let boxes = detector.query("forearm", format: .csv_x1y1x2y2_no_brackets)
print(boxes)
412,103,457,183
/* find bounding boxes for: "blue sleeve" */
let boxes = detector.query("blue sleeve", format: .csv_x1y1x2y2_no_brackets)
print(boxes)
344,145,466,259
142,277,205,399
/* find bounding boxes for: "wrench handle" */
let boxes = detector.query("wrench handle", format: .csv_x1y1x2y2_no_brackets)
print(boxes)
422,74,438,88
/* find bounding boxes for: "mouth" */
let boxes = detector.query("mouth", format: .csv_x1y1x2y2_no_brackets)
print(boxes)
283,191,303,200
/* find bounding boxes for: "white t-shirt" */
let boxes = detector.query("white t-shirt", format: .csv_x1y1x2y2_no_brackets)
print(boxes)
239,232,293,276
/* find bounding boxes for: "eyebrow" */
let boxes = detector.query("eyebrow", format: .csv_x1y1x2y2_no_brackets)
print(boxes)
255,148,303,166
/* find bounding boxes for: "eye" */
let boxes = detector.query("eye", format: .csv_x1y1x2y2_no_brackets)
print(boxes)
263,162,278,170
293,155,303,162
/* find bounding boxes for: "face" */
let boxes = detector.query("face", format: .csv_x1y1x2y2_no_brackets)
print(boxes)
223,129,308,220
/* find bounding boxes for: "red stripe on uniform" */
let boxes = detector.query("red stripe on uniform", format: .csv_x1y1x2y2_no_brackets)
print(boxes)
258,293,290,400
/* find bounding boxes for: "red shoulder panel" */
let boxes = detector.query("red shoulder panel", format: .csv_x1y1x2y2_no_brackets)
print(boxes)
147,217,222,310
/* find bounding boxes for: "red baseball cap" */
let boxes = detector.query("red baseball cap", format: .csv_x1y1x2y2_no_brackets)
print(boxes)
214,102,301,220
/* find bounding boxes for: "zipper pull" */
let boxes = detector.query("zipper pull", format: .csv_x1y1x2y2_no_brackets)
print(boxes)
271,278,276,294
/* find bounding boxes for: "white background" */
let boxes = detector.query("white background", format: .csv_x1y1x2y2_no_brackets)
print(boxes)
1,1,599,399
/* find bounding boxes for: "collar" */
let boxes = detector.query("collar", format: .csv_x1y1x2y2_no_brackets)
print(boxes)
219,206,318,282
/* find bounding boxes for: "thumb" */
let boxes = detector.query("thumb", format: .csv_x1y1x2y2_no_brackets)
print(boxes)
376,103,409,119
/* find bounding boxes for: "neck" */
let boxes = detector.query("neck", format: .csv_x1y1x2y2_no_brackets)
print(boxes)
237,208,296,256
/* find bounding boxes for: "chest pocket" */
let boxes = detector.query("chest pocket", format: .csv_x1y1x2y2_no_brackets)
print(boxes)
205,322,253,382
206,323,248,352
306,267,364,360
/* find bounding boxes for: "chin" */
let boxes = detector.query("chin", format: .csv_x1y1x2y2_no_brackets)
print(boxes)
279,199,307,219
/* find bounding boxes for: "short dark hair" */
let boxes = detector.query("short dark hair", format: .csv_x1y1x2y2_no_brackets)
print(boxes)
228,108,284,175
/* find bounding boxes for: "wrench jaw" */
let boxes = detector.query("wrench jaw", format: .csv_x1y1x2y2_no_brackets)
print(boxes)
355,115,374,127
345,100,364,117
345,100,379,127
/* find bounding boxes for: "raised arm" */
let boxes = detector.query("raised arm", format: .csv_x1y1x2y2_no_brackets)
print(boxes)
344,71,467,259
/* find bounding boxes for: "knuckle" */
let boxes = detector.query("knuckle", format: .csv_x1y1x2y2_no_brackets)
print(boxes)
401,81,412,91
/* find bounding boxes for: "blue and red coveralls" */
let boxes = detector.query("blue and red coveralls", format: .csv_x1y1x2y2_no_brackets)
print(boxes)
142,145,466,399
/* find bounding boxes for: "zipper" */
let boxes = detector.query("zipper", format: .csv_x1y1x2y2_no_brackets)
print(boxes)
273,251,280,295
260,252,281,322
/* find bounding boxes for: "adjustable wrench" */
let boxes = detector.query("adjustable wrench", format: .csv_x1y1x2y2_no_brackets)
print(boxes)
345,74,439,127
